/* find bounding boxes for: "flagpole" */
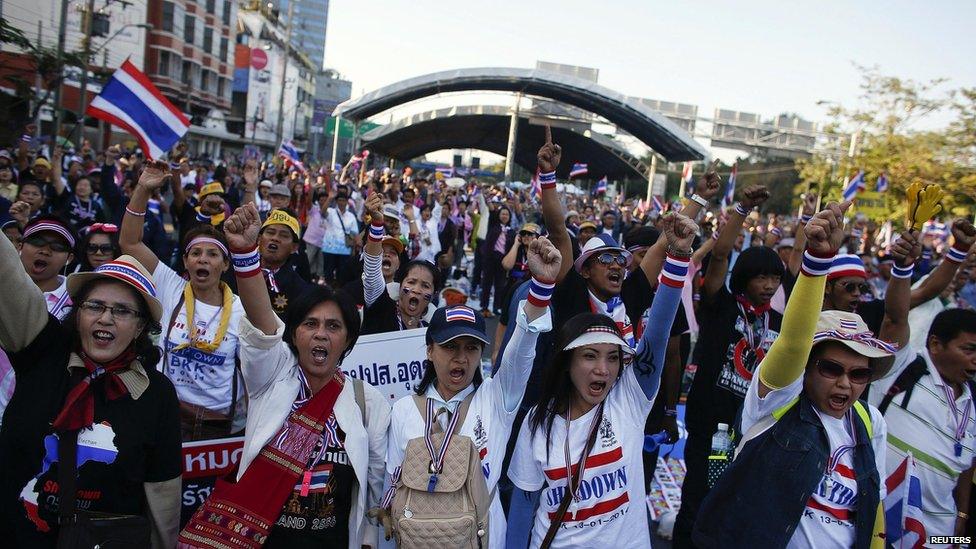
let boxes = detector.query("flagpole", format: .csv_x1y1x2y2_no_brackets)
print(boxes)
645,154,657,205
274,0,295,146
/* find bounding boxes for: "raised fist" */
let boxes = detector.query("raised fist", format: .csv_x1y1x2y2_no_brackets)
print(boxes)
137,160,172,191
223,203,261,250
696,160,722,200
661,212,698,253
537,125,562,174
364,192,384,222
804,200,853,255
739,184,770,210
8,201,30,226
526,236,561,282
889,230,922,268
951,218,976,249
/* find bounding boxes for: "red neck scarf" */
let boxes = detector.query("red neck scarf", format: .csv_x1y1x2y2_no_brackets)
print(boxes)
735,294,772,317
52,348,137,432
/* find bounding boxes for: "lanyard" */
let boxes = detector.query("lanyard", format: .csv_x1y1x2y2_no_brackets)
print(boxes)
424,398,463,492
563,403,604,503
941,383,973,457
822,411,856,491
73,195,95,219
263,267,280,293
736,302,769,352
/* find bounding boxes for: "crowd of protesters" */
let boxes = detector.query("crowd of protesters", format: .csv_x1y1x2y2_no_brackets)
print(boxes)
0,124,974,549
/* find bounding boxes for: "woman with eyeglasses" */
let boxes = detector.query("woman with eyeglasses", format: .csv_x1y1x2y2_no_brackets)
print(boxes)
0,229,182,547
73,223,122,273
360,193,440,334
506,213,695,549
121,161,246,441
693,201,891,548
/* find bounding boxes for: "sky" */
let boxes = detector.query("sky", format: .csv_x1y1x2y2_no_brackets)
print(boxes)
323,0,976,161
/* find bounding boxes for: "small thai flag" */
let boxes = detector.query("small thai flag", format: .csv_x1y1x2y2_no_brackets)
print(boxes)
530,172,542,202
842,170,865,201
681,162,694,195
569,163,588,178
594,176,608,195
445,306,477,323
839,318,859,331
721,164,738,209
435,167,455,177
884,455,926,548
652,195,664,214
86,59,189,160
278,140,306,173
876,172,889,192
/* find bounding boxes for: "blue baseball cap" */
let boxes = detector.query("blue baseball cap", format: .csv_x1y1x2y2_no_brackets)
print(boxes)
426,305,489,346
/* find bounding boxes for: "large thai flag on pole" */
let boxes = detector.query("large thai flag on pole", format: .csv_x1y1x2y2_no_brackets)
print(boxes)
569,163,588,178
884,455,926,548
86,60,189,160
278,140,307,173
652,195,664,214
842,169,866,201
721,164,738,209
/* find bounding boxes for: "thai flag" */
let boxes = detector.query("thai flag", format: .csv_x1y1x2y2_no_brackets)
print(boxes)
86,60,189,160
884,455,926,548
721,164,738,209
530,173,542,202
681,162,695,195
569,163,588,178
922,220,949,242
435,167,455,177
445,306,477,323
594,176,608,195
839,318,859,331
278,140,306,173
652,195,664,214
876,172,889,192
842,170,866,201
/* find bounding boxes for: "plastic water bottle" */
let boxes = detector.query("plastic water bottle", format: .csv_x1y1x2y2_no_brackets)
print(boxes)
643,431,670,453
711,423,731,456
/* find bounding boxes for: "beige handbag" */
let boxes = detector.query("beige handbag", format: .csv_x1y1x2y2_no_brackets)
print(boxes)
391,395,492,548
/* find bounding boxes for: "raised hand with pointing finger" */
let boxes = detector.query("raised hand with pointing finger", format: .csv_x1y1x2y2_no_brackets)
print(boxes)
804,200,853,256
537,125,562,173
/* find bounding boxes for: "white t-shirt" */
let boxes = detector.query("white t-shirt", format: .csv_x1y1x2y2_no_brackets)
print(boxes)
508,365,654,549
742,370,887,549
868,345,976,540
386,303,549,549
321,206,359,255
153,263,245,410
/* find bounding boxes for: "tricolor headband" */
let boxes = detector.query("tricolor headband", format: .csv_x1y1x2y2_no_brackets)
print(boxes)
562,325,635,355
94,260,158,298
23,221,76,247
185,236,228,257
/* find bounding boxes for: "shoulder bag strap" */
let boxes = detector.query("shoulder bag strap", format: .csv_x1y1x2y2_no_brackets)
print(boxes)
354,378,367,428
540,405,604,549
163,291,187,369
56,429,80,535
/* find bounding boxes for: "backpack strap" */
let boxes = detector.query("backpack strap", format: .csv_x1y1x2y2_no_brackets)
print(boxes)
353,378,367,429
877,355,928,416
852,400,873,439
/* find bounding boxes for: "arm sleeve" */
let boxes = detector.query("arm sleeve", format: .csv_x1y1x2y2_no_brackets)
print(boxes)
631,278,685,401
758,264,829,389
494,302,552,414
145,478,181,549
0,231,48,352
99,165,123,223
144,375,183,549
365,385,392,511
362,250,385,307
238,314,295,398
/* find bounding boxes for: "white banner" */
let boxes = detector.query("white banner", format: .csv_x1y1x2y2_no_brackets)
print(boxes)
340,327,429,403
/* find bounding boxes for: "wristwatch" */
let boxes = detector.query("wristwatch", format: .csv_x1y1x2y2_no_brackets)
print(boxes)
690,194,709,208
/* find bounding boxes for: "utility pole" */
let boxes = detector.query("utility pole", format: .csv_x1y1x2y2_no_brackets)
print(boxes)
34,21,43,139
52,0,70,141
274,0,294,147
97,49,108,149
77,0,96,145
503,92,521,182
645,154,657,205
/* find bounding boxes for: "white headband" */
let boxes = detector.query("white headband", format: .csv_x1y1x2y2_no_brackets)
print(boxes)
185,236,228,257
562,326,635,355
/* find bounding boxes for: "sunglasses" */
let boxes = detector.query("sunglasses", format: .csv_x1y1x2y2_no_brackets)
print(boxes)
518,231,537,238
593,252,628,267
87,243,115,255
814,358,872,384
836,281,871,295
23,234,72,253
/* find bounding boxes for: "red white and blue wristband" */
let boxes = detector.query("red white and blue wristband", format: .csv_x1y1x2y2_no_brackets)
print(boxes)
801,249,834,277
659,254,691,288
538,171,557,190
891,263,915,279
367,220,385,243
526,277,556,308
800,214,813,224
734,202,751,217
231,246,262,278
946,243,969,264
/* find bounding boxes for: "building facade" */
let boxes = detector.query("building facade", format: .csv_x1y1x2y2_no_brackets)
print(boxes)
273,0,329,71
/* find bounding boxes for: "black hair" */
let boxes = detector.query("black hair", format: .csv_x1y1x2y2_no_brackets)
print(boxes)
283,286,361,366
488,206,511,228
399,259,443,294
63,278,162,367
528,313,625,453
18,179,44,194
928,309,976,350
729,246,785,295
77,226,121,272
623,225,660,249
